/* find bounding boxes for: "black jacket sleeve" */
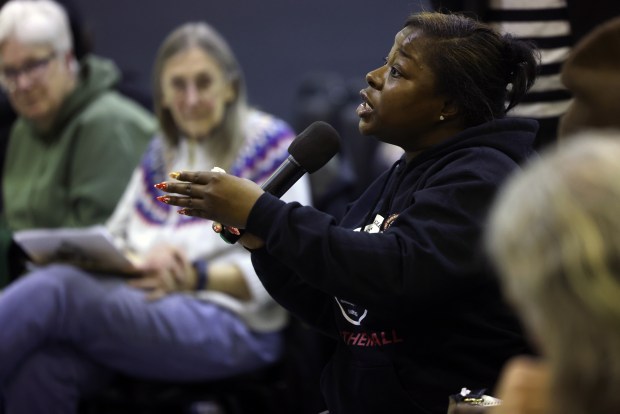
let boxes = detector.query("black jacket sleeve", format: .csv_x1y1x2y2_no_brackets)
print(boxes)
246,148,514,313
251,248,339,338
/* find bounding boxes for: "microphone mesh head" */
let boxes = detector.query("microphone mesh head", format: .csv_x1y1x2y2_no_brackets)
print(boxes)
288,121,341,173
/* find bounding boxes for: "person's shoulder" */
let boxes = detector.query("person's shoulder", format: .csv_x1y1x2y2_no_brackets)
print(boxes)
240,109,296,156
438,144,527,174
82,55,119,76
93,91,154,119
84,59,151,113
419,135,532,188
439,118,537,165
76,55,156,125
245,109,294,139
79,91,156,131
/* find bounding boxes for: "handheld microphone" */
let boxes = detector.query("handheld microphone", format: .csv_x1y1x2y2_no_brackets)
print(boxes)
220,120,341,244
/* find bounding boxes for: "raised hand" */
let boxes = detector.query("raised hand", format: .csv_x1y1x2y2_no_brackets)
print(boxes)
154,169,264,229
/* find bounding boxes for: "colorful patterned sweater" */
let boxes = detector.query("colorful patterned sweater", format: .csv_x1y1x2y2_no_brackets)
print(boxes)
106,109,312,332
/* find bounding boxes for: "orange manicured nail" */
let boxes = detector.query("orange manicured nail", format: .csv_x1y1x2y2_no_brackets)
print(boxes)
156,196,170,203
169,171,181,179
154,182,167,190
225,226,241,236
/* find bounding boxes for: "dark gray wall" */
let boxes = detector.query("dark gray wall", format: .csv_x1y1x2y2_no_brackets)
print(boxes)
75,0,429,125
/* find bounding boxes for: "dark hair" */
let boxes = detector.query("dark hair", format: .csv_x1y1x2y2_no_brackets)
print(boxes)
406,12,539,126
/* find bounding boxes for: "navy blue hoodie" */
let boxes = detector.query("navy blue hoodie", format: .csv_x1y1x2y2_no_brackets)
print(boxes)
247,118,538,413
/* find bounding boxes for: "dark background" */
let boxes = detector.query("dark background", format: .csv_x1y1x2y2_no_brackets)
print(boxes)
75,0,430,126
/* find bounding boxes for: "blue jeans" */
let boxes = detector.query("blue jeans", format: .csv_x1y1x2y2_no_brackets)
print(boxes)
0,264,283,414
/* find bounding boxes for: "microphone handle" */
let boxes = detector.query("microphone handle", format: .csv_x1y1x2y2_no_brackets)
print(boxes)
261,157,305,198
219,157,306,244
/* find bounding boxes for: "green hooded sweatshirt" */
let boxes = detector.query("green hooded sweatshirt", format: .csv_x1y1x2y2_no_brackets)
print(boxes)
0,55,156,286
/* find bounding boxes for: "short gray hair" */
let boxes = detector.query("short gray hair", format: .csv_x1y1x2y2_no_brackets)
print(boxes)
0,0,73,55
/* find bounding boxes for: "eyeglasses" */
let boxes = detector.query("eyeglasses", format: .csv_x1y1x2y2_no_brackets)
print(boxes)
0,53,57,92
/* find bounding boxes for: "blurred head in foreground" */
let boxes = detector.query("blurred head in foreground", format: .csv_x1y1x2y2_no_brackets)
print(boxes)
486,129,620,414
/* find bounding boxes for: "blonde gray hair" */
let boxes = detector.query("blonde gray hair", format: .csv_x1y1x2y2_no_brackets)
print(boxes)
0,0,73,55
486,130,620,414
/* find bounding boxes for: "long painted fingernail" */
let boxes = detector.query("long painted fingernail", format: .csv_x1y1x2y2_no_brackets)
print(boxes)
169,171,181,179
225,226,241,236
178,208,188,215
154,182,167,190
156,196,170,203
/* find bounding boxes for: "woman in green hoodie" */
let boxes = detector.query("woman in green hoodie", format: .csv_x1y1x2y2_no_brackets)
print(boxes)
0,0,156,285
